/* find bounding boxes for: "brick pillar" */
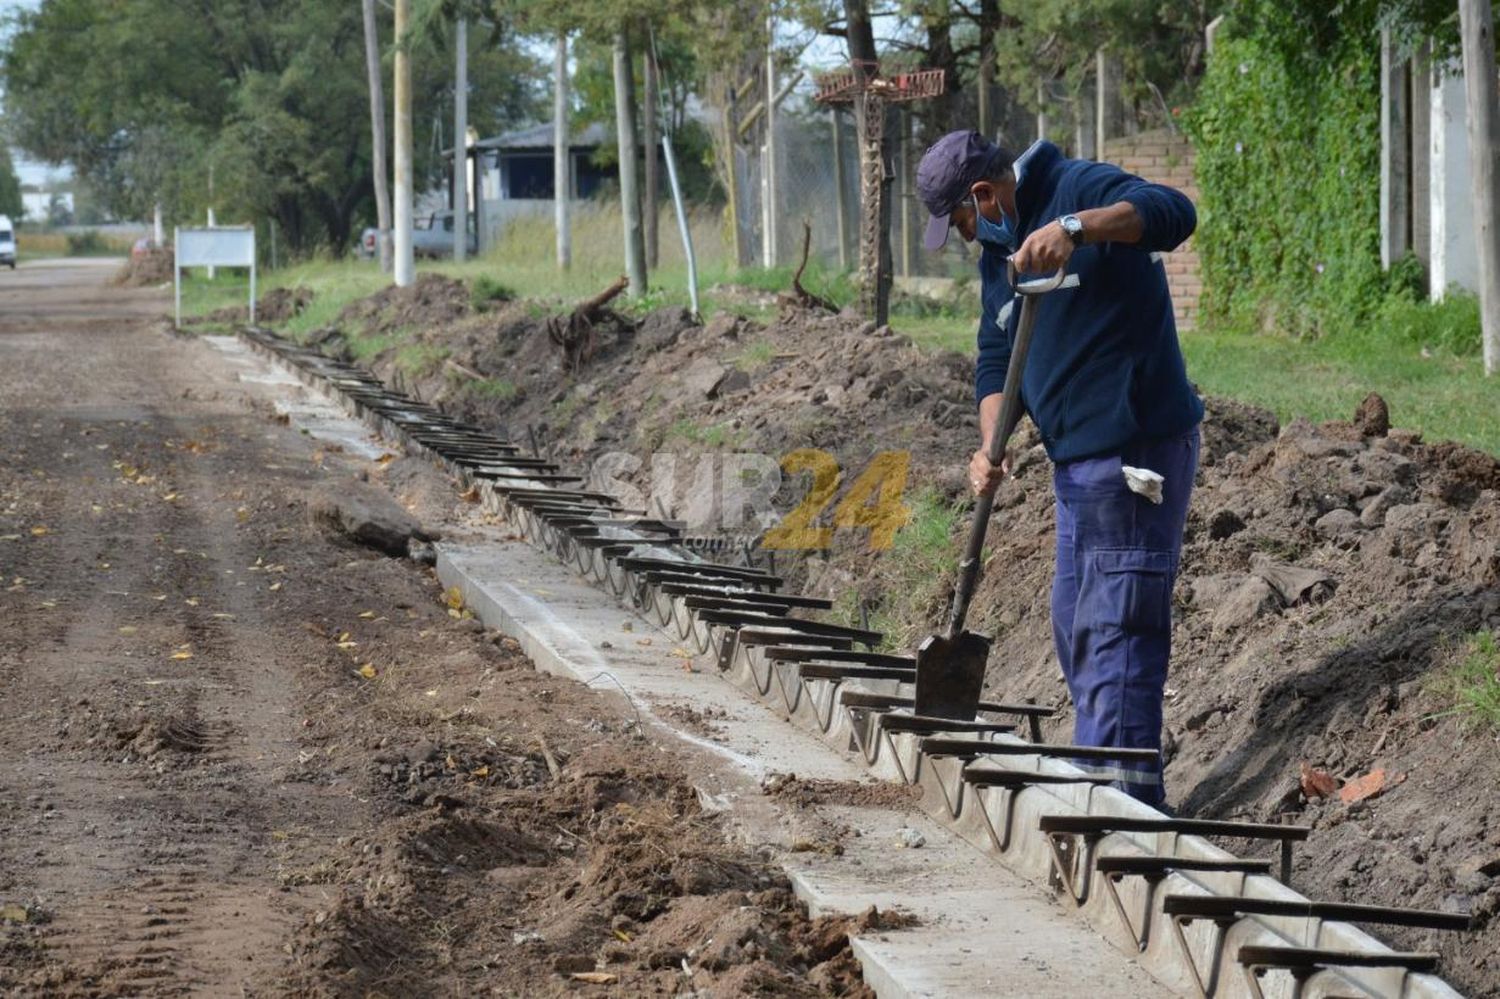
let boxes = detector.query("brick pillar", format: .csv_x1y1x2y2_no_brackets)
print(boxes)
1102,129,1200,330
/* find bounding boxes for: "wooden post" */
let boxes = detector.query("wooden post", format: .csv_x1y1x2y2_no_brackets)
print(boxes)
1380,28,1410,269
899,110,912,278
554,31,571,270
832,108,849,270
361,0,392,273
613,28,647,296
1036,79,1048,141
393,0,414,287
723,87,745,268
1460,0,1500,374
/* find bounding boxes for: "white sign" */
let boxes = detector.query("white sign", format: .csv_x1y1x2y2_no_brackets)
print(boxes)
174,225,257,328
178,227,255,268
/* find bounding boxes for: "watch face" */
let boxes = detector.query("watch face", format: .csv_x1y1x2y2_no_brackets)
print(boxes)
1060,215,1083,242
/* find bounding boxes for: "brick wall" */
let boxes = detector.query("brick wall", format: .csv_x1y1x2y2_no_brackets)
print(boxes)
1102,129,1200,330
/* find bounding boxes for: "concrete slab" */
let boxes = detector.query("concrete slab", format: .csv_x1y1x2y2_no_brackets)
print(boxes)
201,335,387,458
436,539,1171,999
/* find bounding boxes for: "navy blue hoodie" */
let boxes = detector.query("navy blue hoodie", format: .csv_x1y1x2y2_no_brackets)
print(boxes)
975,140,1204,463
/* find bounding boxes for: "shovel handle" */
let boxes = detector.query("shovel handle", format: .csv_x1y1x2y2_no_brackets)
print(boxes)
946,261,1066,639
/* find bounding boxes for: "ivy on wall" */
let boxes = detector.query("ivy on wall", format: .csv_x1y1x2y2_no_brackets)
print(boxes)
1184,6,1386,337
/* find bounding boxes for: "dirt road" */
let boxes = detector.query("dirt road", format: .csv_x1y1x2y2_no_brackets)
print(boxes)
0,261,877,997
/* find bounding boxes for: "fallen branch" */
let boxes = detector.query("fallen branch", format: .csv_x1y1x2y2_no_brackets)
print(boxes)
779,221,838,314
548,275,628,372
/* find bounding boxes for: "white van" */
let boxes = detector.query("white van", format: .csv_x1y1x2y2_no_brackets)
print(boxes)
0,216,14,269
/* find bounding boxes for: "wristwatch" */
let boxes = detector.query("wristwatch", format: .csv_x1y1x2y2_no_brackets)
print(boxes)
1057,214,1085,247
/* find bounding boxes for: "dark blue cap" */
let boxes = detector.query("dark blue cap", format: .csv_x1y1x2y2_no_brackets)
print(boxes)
918,129,995,250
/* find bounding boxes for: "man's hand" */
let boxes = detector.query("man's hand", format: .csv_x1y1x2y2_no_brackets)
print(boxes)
1011,220,1075,276
969,448,1011,497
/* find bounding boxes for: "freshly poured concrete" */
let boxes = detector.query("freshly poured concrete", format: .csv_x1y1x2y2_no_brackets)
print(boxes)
438,540,1168,998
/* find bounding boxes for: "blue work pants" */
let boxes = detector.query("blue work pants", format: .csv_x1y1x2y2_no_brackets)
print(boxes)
1050,429,1200,807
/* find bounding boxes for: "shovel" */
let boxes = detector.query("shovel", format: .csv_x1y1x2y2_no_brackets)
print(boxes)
914,259,1068,720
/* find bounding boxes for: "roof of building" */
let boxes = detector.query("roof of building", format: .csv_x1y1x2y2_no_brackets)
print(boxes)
472,121,610,152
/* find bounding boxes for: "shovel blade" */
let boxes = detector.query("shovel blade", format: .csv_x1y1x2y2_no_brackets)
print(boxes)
913,630,991,720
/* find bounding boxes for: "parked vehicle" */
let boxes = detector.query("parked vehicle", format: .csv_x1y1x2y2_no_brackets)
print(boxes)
357,211,476,260
0,216,16,269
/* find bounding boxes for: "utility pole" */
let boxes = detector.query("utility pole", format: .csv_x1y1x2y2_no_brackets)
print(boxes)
362,0,392,273
643,29,660,269
1460,0,1500,374
613,27,647,296
393,0,415,287
554,30,571,270
762,11,778,269
453,16,468,262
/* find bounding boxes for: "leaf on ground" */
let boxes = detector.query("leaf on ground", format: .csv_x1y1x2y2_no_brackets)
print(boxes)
185,597,199,607
375,453,397,467
459,485,480,503
0,904,27,924
29,526,48,536
39,600,57,609
443,586,465,611
171,649,194,661
470,765,489,778
161,492,179,502
357,663,377,679
358,610,376,619
1299,761,1339,800
1339,769,1405,804
118,626,138,636
636,638,653,647
337,641,358,650
269,581,283,592
212,612,235,620
0,534,20,542
670,648,693,658
570,973,617,985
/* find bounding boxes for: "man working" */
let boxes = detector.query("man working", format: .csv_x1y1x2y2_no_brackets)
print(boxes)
917,131,1202,808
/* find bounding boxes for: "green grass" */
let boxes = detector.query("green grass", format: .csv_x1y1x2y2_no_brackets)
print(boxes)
663,417,744,448
864,488,964,650
1431,631,1500,731
1180,322,1500,454
466,377,518,401
733,339,777,371
394,340,449,375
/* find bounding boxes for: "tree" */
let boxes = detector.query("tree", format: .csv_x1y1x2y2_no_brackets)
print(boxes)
0,148,22,219
1458,0,1500,375
2,0,543,255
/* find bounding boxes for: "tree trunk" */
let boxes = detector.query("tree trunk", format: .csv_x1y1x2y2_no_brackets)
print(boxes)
843,0,892,325
613,27,648,297
977,0,998,139
643,31,660,269
361,0,392,273
1460,0,1500,375
554,31,571,270
921,6,958,143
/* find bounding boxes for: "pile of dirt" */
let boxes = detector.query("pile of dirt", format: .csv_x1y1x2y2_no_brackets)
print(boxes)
333,271,474,336
195,286,315,326
276,737,902,998
284,282,1500,993
111,249,173,287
